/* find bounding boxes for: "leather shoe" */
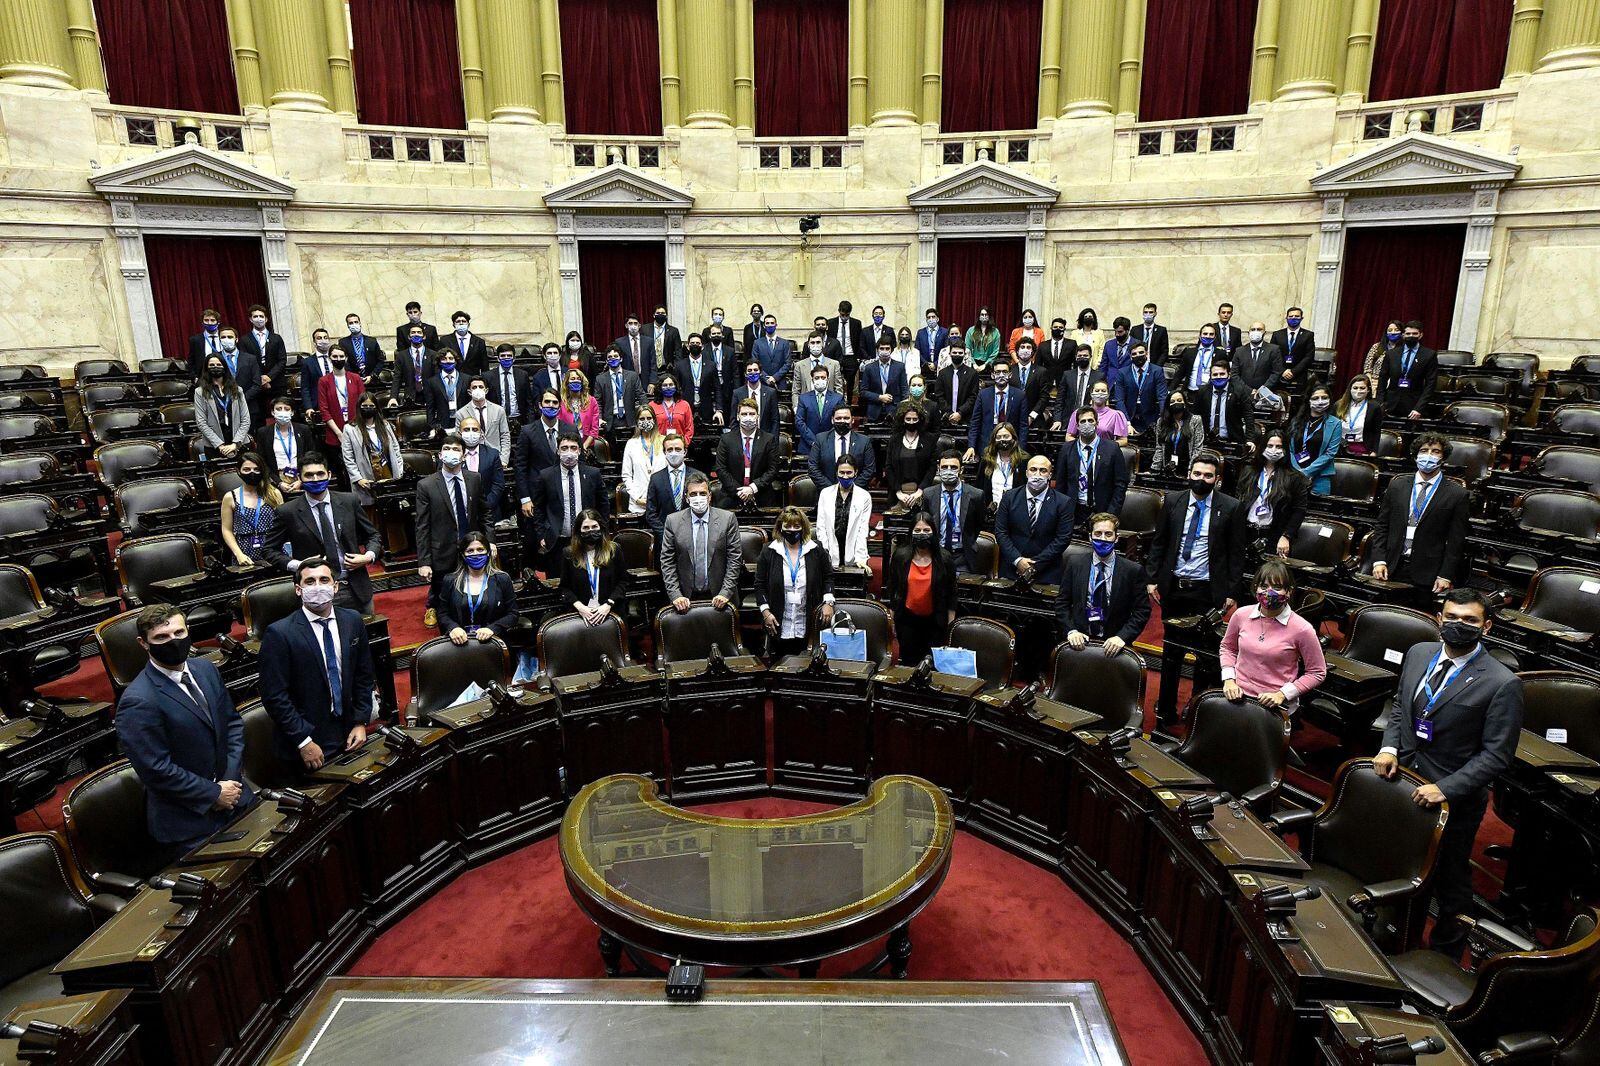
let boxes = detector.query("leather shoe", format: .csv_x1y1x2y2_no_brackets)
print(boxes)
423,608,437,628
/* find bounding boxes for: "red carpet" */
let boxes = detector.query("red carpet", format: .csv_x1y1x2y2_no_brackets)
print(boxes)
351,797,1208,1066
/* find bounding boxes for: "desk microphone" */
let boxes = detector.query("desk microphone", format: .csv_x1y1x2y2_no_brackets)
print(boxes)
377,724,421,755
1363,1032,1446,1064
1102,727,1137,766
260,787,312,812
1258,883,1321,918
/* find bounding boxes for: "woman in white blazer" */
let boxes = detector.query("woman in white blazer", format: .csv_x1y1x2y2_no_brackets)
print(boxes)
814,455,872,568
621,404,664,514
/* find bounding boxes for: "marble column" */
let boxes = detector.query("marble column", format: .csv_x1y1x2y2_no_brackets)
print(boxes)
0,0,75,88
869,0,920,125
679,0,732,127
455,0,487,123
1536,0,1600,71
920,0,941,126
1341,0,1378,100
732,0,754,130
1250,0,1283,107
323,0,356,116
483,0,541,122
1061,0,1119,118
537,0,565,128
1273,0,1347,101
848,0,868,129
1505,0,1546,78
1037,0,1065,122
256,0,332,111
659,0,681,127
1116,0,1147,120
64,0,105,94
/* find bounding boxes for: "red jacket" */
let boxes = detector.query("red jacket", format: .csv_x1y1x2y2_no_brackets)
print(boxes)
317,372,365,446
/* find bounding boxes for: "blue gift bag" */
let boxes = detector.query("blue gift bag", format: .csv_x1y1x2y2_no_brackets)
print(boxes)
931,646,978,677
819,617,867,661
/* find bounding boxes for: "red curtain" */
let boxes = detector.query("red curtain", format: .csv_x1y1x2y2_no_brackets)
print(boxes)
1369,0,1512,101
935,238,1025,341
941,0,1043,133
560,0,663,135
144,236,270,361
93,0,239,114
578,242,666,350
754,0,848,136
349,0,466,129
1139,0,1257,121
1333,225,1465,390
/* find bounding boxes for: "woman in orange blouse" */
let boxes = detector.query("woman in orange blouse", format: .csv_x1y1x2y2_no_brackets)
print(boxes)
882,510,957,667
649,371,696,446
1007,309,1044,354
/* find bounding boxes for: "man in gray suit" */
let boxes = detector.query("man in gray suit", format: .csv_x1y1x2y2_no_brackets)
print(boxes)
1376,587,1522,955
455,376,512,457
659,472,741,613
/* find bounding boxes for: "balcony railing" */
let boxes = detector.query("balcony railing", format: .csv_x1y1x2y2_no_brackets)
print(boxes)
556,136,672,170
1118,114,1262,160
928,130,1050,170
91,104,267,157
743,136,860,172
345,126,486,166
1335,89,1518,146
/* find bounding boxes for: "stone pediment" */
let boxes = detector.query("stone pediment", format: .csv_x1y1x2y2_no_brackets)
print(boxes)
543,164,693,211
1312,133,1518,194
88,144,294,202
907,159,1058,209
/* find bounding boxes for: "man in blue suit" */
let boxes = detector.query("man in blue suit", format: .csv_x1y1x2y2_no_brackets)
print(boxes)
915,308,949,367
750,313,794,390
808,406,877,487
994,454,1074,585
1053,407,1131,524
259,558,377,774
1112,341,1168,434
965,358,1028,460
796,361,843,455
115,604,253,855
858,339,908,423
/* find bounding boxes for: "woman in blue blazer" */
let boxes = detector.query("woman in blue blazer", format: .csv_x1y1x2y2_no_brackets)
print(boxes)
1287,383,1343,495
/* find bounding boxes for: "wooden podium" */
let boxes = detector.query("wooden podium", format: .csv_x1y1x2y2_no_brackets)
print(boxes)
769,652,875,799
663,652,768,800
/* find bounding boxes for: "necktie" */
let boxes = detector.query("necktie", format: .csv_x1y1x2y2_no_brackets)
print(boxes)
997,390,1006,424
612,373,624,415
1020,365,1029,388
1181,497,1207,561
503,370,517,417
547,427,557,453
672,469,683,506
460,336,468,359
944,491,960,551
317,618,343,713
742,436,753,484
837,433,846,461
564,468,577,536
1092,563,1108,616
178,670,205,713
1028,494,1039,528
1411,478,1432,524
317,502,342,573
631,337,641,373
1135,367,1145,395
450,476,469,536
1212,391,1223,433
694,518,708,592
1413,657,1453,716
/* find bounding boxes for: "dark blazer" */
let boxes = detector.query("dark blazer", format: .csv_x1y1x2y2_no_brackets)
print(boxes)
828,315,865,362
1336,400,1385,454
707,342,742,412
915,326,949,366
1132,322,1170,366
795,389,843,455
613,333,657,386
1370,472,1469,588
1233,343,1285,394
714,429,780,507
1112,362,1168,433
726,384,780,436
1054,366,1106,425
258,606,375,766
593,367,646,431
1270,327,1316,373
1055,551,1152,644
1211,322,1244,355
1146,488,1249,605
864,322,896,354
336,334,384,381
390,342,437,406
883,544,957,620
424,371,469,429
1193,379,1258,446
239,330,287,400
645,464,703,537
512,418,581,505
1013,360,1052,421
415,470,485,573
438,570,517,636
115,657,252,847
1233,463,1310,549
1053,438,1130,517
530,366,565,403
263,491,382,606
395,321,438,351
534,463,609,550
968,385,1028,451
808,429,878,487
859,359,908,422
485,364,533,421
652,324,683,372
936,364,978,426
464,445,506,516
188,331,227,378
1038,335,1073,377
921,482,987,573
439,332,489,376
754,541,835,629
300,351,332,414
255,422,315,483
557,548,625,612
204,349,261,413
994,487,1073,584
750,334,794,383
673,355,722,425
1382,641,1523,803
884,432,939,491
1378,344,1439,416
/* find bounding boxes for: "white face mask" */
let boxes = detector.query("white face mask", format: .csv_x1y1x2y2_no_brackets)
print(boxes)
1310,398,1330,413
461,430,482,446
455,324,469,335
666,451,685,468
440,451,463,469
251,318,266,330
568,339,582,351
273,410,293,424
299,584,335,609
1027,474,1049,492
739,416,758,431
813,380,828,393
688,494,710,515
626,324,640,336
470,387,487,401
559,451,580,468
1351,388,1369,401
1249,329,1264,344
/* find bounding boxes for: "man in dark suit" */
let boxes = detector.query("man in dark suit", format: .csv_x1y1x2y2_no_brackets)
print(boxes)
1057,513,1152,655
262,454,382,615
750,314,793,389
1054,408,1130,520
214,326,262,423
1178,325,1223,395
187,308,225,378
258,558,376,775
534,437,609,575
1112,342,1168,434
1194,358,1257,452
390,324,437,409
456,412,507,517
241,305,287,422
424,349,470,430
646,434,700,539
1378,320,1438,420
257,396,315,491
115,604,253,855
864,305,895,354
301,330,335,419
1014,338,1052,431
808,407,877,487
1270,307,1316,386
613,314,656,390
796,361,845,456
828,300,864,397
594,346,647,434
440,311,488,376
395,301,438,352
859,343,908,423
995,454,1073,584
915,309,949,368
1135,303,1170,366
714,401,780,509
1211,302,1243,356
936,336,978,431
530,343,566,401
660,474,742,612
337,313,384,386
705,326,741,414
966,358,1027,460
650,305,683,378
1052,346,1105,430
513,397,581,524
486,344,531,425
809,315,845,365
674,333,722,430
1233,323,1286,406
727,359,780,436
1376,588,1522,954
1146,449,1248,724
1370,433,1469,600
415,433,486,626
922,450,986,574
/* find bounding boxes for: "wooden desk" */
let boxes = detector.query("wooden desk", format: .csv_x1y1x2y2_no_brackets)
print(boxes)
769,654,875,799
663,654,768,800
871,666,986,811
1317,1002,1474,1066
1,990,138,1066
552,664,667,792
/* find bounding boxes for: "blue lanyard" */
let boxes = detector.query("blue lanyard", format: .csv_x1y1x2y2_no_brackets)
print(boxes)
586,554,601,600
1344,401,1365,433
1256,470,1273,504
234,488,267,538
1417,646,1482,719
785,546,804,588
1410,476,1440,524
1301,421,1320,451
465,582,484,624
275,426,296,467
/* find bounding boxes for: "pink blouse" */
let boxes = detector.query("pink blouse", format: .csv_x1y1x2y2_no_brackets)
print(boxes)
1220,605,1327,700
1093,405,1131,441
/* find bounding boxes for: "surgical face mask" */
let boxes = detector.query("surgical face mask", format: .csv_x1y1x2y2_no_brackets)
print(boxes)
808,342,823,355
1052,327,1066,338
1143,312,1156,324
207,366,225,379
837,475,855,490
568,380,583,393
299,583,336,609
412,336,426,347
927,318,939,329
1091,392,1108,408
147,635,193,667
1351,386,1369,401
1441,619,1483,649
903,419,921,432
938,468,960,485
1017,347,1033,362
461,430,482,447
470,387,487,401
440,450,463,469
948,351,964,365
978,314,990,325
239,469,263,486
558,450,579,468
302,478,329,496
204,322,219,333
1263,446,1285,463
834,422,851,436
662,385,677,398
608,357,622,369
688,344,703,355
1386,331,1402,343
331,357,347,369
873,314,883,325
626,324,640,337
993,373,1010,386
909,385,925,399
1023,316,1035,327
1189,477,1214,498
1091,537,1116,557
315,339,332,353
665,450,685,468
765,324,777,335
1199,336,1215,349
709,335,724,346
359,405,377,419
1287,317,1302,329
465,552,489,570
1310,398,1330,413
1132,355,1148,367
1256,587,1288,611
1082,318,1097,330
455,323,469,335
220,339,237,353
1249,329,1264,344
273,409,293,424
541,405,560,419
569,339,583,351
1077,421,1097,439
739,415,757,431
812,379,828,393
1416,453,1442,473
687,495,710,515
1076,355,1090,368
498,355,514,368
1211,376,1229,389
348,323,362,336
440,361,456,375
879,350,892,363
1027,474,1048,493
711,313,724,325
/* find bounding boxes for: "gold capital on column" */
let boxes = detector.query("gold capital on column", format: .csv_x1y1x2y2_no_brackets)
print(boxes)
257,0,332,111
1060,0,1121,118
483,0,541,122
323,0,355,115
1506,0,1545,78
1536,0,1600,71
679,0,732,127
65,0,105,94
0,0,75,89
456,0,487,122
224,0,264,110
1273,0,1346,101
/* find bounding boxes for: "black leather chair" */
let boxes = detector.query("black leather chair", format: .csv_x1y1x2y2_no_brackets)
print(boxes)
0,493,54,537
737,526,767,566
406,635,510,722
1326,458,1381,506
1445,401,1513,445
0,564,80,690
114,476,194,537
1116,487,1163,554
1482,352,1540,387
814,597,895,670
1340,603,1441,669
1044,640,1146,731
209,468,244,500
945,616,1015,689
1165,691,1290,817
1533,446,1600,495
1452,374,1515,400
1552,403,1600,437
93,610,148,696
972,531,999,578
656,603,744,665
94,440,168,489
1498,567,1600,645
60,761,164,897
1515,671,1600,762
787,474,818,510
1441,436,1497,484
78,382,139,413
74,359,129,382
0,415,54,448
241,577,298,646
586,436,612,465
148,377,193,402
114,533,204,608
0,452,56,486
1517,489,1600,542
88,408,155,444
394,409,433,443
1266,758,1446,952
140,357,188,376
158,402,195,428
537,611,630,678
613,528,655,570
1287,518,1355,568
0,832,119,1016
400,449,438,478
1375,428,1406,461
239,703,292,791
0,363,49,382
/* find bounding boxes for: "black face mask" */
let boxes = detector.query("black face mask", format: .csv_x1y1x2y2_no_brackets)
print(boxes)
911,531,934,547
581,530,603,546
239,469,263,486
209,369,225,380
1189,478,1214,498
359,406,377,418
835,424,851,436
1441,620,1483,649
689,345,703,355
1051,328,1065,338
147,636,192,668
1076,357,1090,368
781,528,803,544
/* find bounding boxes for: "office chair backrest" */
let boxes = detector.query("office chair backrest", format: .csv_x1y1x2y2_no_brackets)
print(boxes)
0,452,55,486
61,761,164,889
1441,436,1496,483
148,377,192,401
1519,489,1600,541
657,603,743,665
0,563,44,622
1520,567,1600,633
1449,907,1600,1054
787,474,818,510
115,476,193,536
74,359,129,381
1288,519,1355,567
1172,693,1289,812
1313,759,1445,891
1342,605,1440,670
394,409,432,442
88,408,150,443
410,636,510,717
1328,458,1380,503
1517,671,1600,763
0,833,96,988
1117,487,1163,539
116,533,203,607
945,616,1015,689
1535,446,1600,495
239,704,291,791
972,531,999,578
0,493,54,536
737,526,767,564
93,611,146,690
242,577,298,640
538,611,629,678
94,440,166,488
1482,351,1540,386
1045,641,1146,731
613,528,655,570
1375,429,1405,459
1552,403,1600,436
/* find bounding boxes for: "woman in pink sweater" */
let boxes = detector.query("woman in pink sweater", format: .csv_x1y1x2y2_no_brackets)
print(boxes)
1219,560,1326,712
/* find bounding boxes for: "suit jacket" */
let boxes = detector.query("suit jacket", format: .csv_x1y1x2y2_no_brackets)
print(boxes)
416,470,486,572
300,351,333,414
255,422,315,484
707,343,742,411
115,657,252,846
1054,366,1106,425
673,355,722,425
884,432,939,491
994,487,1073,584
795,389,844,455
239,330,287,398
714,429,780,507
188,331,229,378
513,419,582,504
652,324,683,372
1131,322,1170,366
921,482,987,574
1194,380,1257,445
936,364,978,425
337,421,405,506
790,356,844,408
315,372,364,446
1233,343,1285,394
1113,362,1168,433
613,333,657,386
1371,472,1469,587
660,505,742,601
1098,337,1136,379
1270,327,1316,373
558,550,624,611
915,326,949,366
750,335,794,383
1055,552,1152,644
1053,438,1130,517
1211,323,1244,355
815,483,872,567
594,367,646,431
828,315,865,363
1383,641,1523,803
263,491,382,606
395,322,438,351
645,464,703,536
258,607,375,766
1147,489,1248,604
1234,463,1310,548
859,359,908,422
193,386,251,452
726,384,780,436
1177,344,1226,394
424,372,469,429
754,540,834,624
440,569,518,635
534,463,608,548
1378,345,1439,416
1013,361,1052,421
968,385,1028,451
456,401,512,459
485,364,533,421
439,332,489,376
864,322,896,354
209,348,262,412
807,429,877,486
462,445,506,516
390,343,438,406
530,366,565,403
336,334,385,380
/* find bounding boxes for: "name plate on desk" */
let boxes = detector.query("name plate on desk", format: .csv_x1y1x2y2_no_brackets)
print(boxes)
1517,729,1600,772
182,785,345,863
1155,789,1309,873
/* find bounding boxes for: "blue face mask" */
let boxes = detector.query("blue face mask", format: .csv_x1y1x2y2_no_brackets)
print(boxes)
1286,318,1302,329
662,386,676,398
1387,331,1402,342
440,362,456,374
1199,336,1215,349
764,324,776,336
838,476,854,490
411,336,425,346
746,372,760,385
204,322,219,332
499,355,514,368
568,380,583,393
873,315,884,325
302,478,329,495
608,357,622,369
464,553,489,570
455,324,469,335
1212,376,1229,388
349,324,362,336
1091,537,1116,557
541,405,560,418
1416,453,1441,472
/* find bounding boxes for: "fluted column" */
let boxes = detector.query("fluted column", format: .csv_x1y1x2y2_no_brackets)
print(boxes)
1116,0,1147,120
869,0,920,125
679,0,732,126
256,0,332,110
1037,0,1065,122
1341,0,1378,99
1060,0,1120,118
323,0,356,115
848,0,867,128
658,0,681,126
222,0,263,110
1250,0,1283,106
456,0,486,122
1506,0,1546,77
0,0,75,88
1274,0,1347,101
920,0,942,126
1536,0,1600,71
482,0,541,122
733,0,754,130
537,0,565,128
64,0,105,94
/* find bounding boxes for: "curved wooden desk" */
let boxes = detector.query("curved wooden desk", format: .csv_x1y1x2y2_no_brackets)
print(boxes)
560,774,953,975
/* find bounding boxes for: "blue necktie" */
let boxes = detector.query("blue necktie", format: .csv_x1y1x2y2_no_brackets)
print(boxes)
317,618,343,715
1181,498,1207,561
